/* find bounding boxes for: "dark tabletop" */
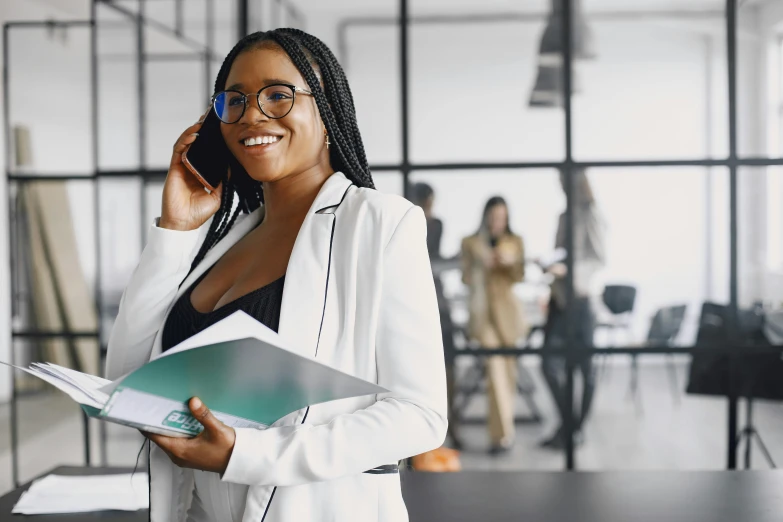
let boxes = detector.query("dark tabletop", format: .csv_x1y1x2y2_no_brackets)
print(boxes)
401,470,783,522
3,466,783,521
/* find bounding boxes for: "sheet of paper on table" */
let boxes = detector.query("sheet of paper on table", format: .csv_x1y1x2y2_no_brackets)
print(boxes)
12,473,149,514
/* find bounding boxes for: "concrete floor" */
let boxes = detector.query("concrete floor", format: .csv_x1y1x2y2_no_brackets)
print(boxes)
1,359,782,495
446,356,783,472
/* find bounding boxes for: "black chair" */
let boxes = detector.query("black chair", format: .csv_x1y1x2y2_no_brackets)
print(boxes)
596,285,637,377
629,305,687,406
598,285,637,340
603,285,638,316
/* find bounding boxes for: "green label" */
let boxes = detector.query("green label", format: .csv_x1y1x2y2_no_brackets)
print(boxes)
162,410,204,435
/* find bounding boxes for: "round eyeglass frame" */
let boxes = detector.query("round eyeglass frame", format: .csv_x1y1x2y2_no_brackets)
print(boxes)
211,83,314,123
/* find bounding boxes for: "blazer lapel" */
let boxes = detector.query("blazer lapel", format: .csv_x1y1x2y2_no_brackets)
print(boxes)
277,172,353,358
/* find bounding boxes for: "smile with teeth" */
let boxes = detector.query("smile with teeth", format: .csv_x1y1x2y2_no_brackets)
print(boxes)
243,135,281,146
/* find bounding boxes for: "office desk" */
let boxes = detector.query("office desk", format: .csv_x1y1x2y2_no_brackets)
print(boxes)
3,466,783,521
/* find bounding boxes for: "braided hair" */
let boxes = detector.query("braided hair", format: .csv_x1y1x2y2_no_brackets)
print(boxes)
189,28,375,271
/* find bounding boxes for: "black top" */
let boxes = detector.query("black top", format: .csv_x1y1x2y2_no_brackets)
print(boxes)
425,217,443,260
161,268,286,352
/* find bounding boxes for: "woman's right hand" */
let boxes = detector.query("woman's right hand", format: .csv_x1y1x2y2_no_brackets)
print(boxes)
159,118,223,231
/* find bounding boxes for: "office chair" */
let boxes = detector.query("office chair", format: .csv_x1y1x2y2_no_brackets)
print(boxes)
602,285,637,329
596,285,637,377
628,304,687,407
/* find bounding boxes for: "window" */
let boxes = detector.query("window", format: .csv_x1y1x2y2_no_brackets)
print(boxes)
765,36,783,271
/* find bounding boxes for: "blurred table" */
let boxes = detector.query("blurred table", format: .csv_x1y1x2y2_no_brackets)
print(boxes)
402,470,783,522
4,466,783,521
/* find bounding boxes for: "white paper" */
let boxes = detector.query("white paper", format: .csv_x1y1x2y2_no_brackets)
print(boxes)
45,362,111,387
100,310,289,395
0,361,104,409
162,310,286,356
31,363,109,404
12,473,149,514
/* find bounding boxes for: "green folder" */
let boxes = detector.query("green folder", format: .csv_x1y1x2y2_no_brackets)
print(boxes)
5,311,386,437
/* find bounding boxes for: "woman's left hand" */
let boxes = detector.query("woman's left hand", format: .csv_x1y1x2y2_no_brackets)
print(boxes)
143,397,236,474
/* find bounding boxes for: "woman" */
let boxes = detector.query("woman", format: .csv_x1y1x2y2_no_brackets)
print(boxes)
409,183,462,467
106,29,447,522
461,197,526,454
409,184,459,447
539,168,606,449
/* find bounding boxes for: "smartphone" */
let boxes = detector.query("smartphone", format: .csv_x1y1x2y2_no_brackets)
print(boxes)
181,108,229,192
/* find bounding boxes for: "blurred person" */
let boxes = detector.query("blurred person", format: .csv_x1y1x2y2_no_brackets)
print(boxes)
461,197,526,454
410,182,462,451
105,29,446,522
410,182,443,260
539,168,606,449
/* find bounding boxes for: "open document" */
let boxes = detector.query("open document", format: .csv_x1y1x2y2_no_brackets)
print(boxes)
2,311,386,437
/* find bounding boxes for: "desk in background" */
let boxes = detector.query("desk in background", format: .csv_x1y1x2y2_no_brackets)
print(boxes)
3,466,783,521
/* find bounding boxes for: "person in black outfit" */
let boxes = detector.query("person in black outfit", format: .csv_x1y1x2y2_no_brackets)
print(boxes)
540,169,606,449
410,182,461,449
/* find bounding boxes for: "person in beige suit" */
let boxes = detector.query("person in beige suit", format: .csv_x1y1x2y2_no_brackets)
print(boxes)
461,196,526,454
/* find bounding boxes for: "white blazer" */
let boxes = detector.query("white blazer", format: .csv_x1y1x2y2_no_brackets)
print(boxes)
105,172,448,522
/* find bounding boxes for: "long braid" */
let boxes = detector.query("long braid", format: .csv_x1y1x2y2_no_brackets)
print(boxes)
216,202,242,244
189,177,234,272
272,29,373,188
188,28,374,274
287,31,371,177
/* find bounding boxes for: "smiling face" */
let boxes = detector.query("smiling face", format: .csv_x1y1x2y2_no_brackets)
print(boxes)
219,43,331,183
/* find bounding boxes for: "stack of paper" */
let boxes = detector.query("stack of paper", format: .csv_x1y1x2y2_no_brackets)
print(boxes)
12,473,149,514
8,362,110,410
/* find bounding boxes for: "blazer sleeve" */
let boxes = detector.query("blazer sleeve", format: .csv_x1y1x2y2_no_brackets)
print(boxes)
104,221,204,380
221,206,448,487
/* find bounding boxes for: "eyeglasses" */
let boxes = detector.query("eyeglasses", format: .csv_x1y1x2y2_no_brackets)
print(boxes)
211,83,313,124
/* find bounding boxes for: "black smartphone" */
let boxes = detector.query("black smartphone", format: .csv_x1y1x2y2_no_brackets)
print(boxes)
181,108,229,192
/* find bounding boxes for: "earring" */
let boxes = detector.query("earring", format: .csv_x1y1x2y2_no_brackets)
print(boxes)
324,127,330,149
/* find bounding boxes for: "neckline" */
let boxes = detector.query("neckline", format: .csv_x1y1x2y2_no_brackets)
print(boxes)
187,273,286,316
